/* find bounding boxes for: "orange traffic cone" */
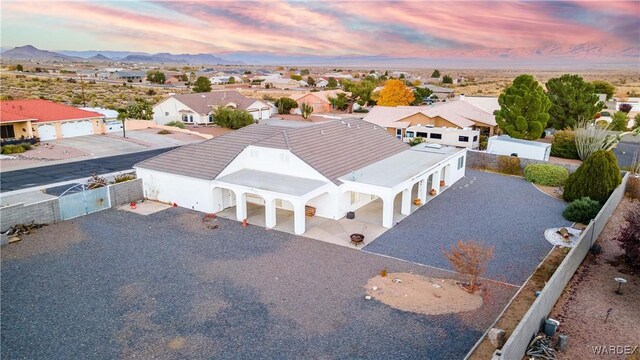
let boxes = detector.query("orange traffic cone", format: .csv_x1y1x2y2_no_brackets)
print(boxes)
242,218,248,227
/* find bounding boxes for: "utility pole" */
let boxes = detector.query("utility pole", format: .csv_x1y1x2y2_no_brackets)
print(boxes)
79,74,87,107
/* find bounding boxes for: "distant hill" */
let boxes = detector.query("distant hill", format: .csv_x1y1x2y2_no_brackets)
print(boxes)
119,54,180,63
86,54,112,62
1,45,81,61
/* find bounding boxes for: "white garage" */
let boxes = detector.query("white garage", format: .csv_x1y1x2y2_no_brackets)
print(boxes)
37,124,57,141
61,120,94,138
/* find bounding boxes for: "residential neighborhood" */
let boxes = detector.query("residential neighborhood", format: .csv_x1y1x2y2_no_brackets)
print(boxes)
1,2,639,360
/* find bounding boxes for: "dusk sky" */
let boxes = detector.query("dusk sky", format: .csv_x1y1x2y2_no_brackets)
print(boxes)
1,1,639,59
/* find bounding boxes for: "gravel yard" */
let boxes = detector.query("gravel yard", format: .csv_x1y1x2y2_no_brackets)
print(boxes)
364,170,572,285
2,207,517,360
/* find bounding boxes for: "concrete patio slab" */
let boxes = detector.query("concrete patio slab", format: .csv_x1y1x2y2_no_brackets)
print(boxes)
118,200,172,215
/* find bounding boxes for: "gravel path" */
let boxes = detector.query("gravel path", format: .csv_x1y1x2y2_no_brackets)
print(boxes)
1,207,516,360
364,170,572,285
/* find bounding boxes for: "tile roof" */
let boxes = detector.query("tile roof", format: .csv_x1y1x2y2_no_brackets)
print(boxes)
363,101,497,129
0,99,103,123
289,90,348,104
164,91,262,114
136,118,409,184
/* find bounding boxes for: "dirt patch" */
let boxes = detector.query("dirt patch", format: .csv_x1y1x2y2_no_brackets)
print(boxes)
365,273,483,315
1,221,86,260
533,183,565,200
186,126,233,137
468,247,568,359
549,198,640,359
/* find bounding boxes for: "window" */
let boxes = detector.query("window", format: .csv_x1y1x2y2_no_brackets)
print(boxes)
350,192,361,205
189,115,194,123
406,131,414,138
181,114,188,122
473,135,478,142
209,114,214,122
458,136,469,142
430,133,442,139
1,125,15,139
457,156,464,170
165,112,169,116
416,131,429,138
395,128,402,139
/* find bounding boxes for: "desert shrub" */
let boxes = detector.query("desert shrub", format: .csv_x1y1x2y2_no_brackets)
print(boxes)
353,108,369,113
1,144,27,154
562,197,602,224
551,130,579,159
86,174,108,189
496,155,521,175
563,150,621,203
443,240,494,293
111,173,136,184
595,119,609,129
165,121,185,129
157,129,172,135
274,97,298,114
615,204,640,271
479,134,488,150
19,142,32,151
524,163,570,186
408,137,423,147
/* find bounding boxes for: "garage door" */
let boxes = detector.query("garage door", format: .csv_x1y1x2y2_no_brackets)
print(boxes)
37,124,57,141
105,120,123,133
61,120,94,138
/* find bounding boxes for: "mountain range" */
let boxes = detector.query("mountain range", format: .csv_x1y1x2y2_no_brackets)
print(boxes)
1,43,638,69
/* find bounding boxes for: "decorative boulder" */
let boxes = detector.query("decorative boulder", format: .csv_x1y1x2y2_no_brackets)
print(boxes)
488,328,507,349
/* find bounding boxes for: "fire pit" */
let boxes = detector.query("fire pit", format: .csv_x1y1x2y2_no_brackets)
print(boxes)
350,233,365,246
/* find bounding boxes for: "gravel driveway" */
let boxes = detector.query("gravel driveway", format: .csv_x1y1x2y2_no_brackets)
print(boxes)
364,170,572,285
1,206,517,360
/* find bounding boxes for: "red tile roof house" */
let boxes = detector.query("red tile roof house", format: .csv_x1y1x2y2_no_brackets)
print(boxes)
0,99,106,143
289,90,349,113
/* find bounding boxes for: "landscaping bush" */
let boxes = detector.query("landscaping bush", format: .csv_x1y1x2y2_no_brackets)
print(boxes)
496,155,521,175
1,144,28,154
112,173,136,184
274,97,298,114
615,204,640,271
213,107,254,129
353,108,369,113
157,129,172,135
550,130,579,159
562,197,602,224
563,150,621,203
165,121,185,129
479,134,488,150
524,163,570,186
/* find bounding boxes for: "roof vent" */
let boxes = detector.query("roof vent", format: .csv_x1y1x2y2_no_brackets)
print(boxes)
320,130,325,135
341,120,345,124
347,123,351,128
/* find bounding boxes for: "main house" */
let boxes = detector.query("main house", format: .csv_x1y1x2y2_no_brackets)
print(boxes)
135,119,466,235
363,100,497,142
153,91,272,125
1,99,106,143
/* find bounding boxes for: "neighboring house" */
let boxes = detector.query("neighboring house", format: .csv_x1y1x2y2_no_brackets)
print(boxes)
487,135,551,161
109,71,146,82
77,69,97,78
0,99,105,143
405,126,480,149
81,107,122,133
363,102,497,139
459,95,499,114
262,77,300,90
165,75,185,85
210,76,242,85
315,78,329,88
135,119,467,235
422,84,455,100
152,91,272,125
289,90,348,113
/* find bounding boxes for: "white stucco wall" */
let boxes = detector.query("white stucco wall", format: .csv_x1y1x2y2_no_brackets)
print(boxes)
152,98,211,125
136,168,216,213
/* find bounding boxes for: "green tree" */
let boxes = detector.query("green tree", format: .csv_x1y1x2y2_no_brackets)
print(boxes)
442,75,453,84
306,76,316,86
327,77,338,89
228,76,236,84
411,87,433,105
563,150,622,203
634,113,640,129
546,74,604,130
146,70,166,84
592,80,615,100
290,74,302,81
494,74,551,140
213,107,254,129
192,76,211,93
342,78,377,105
274,97,298,114
16,64,24,72
300,69,310,76
301,103,314,120
610,111,628,131
117,99,153,138
328,93,349,110
431,69,440,78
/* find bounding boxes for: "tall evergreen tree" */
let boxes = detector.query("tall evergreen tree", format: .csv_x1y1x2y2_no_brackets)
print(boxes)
563,150,621,203
494,74,551,140
546,74,604,130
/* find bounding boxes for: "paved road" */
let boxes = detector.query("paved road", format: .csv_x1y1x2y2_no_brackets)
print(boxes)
0,147,176,193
